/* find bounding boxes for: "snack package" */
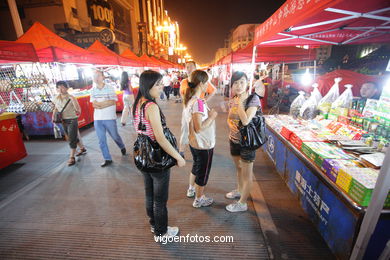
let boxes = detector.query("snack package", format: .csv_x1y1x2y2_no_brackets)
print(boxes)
290,91,306,119
318,77,342,117
330,84,353,117
300,84,322,120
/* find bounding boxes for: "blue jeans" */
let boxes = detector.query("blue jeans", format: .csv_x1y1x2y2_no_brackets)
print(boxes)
94,120,125,160
142,170,170,236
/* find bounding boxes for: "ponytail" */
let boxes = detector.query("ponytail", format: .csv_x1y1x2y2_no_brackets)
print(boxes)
183,70,208,106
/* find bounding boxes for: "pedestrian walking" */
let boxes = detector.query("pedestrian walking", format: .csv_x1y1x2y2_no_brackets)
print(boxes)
183,70,218,207
91,70,126,167
120,71,134,126
225,71,261,212
162,71,172,100
132,70,185,238
52,81,86,166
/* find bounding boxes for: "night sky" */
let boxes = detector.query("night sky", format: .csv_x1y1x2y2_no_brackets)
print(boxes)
164,0,286,64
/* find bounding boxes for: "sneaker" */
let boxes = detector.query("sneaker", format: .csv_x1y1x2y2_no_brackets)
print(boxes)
225,189,241,199
226,202,248,212
121,148,126,155
193,195,213,208
186,187,195,198
154,226,179,239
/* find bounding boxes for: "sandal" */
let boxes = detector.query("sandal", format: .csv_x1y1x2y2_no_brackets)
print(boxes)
68,157,76,166
75,148,87,157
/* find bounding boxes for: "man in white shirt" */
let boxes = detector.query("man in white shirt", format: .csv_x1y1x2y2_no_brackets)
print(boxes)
91,70,126,167
162,72,172,100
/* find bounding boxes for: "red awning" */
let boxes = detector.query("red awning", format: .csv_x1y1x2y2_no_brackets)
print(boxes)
149,56,168,69
0,40,38,63
254,0,390,46
88,40,141,67
316,69,382,96
121,49,144,65
139,54,160,68
16,22,104,64
233,42,316,63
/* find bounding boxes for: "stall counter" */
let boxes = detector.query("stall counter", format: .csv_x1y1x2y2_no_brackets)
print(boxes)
0,113,27,169
263,123,390,260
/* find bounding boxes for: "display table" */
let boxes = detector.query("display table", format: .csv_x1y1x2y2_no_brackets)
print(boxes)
22,92,125,136
0,113,27,169
263,123,390,260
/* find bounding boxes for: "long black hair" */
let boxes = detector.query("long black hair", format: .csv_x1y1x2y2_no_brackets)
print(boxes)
132,70,162,116
120,71,129,91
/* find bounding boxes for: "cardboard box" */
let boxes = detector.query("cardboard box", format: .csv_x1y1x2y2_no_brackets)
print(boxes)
321,159,363,183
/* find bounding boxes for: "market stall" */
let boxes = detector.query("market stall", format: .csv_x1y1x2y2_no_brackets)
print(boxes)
253,0,390,259
0,23,143,136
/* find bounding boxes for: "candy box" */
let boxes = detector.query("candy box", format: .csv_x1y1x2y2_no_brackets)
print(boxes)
290,131,324,150
347,169,390,207
280,126,293,140
336,168,355,192
321,159,362,183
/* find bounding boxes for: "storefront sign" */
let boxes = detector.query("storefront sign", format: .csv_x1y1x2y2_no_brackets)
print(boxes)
71,29,115,48
87,0,115,30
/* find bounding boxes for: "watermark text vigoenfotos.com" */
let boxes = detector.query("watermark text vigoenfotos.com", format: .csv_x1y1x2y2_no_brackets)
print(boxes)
155,234,234,245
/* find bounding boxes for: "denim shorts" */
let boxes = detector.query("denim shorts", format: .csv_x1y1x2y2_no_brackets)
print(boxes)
229,140,256,162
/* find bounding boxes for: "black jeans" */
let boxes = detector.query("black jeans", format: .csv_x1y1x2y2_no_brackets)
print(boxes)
142,169,170,235
163,86,171,100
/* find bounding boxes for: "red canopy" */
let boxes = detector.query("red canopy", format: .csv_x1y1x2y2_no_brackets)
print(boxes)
139,54,160,68
16,22,102,64
254,0,390,46
0,40,38,63
88,40,141,67
159,58,179,69
315,69,382,96
149,56,168,69
121,49,144,65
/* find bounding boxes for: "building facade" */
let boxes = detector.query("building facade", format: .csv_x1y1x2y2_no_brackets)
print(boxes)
137,0,180,61
230,24,258,51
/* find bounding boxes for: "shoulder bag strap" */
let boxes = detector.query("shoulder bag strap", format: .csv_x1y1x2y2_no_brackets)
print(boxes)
60,99,71,113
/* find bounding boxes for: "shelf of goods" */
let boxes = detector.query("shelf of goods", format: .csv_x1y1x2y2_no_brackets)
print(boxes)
263,114,389,260
0,63,125,136
0,112,27,169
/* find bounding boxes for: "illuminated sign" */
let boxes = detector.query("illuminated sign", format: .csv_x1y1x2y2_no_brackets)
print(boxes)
87,0,114,29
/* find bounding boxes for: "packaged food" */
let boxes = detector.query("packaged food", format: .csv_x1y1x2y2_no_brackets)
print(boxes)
290,91,306,119
318,77,341,117
330,84,353,117
300,84,322,120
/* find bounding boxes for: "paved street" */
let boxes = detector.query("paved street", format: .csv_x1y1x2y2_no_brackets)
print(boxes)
0,96,334,259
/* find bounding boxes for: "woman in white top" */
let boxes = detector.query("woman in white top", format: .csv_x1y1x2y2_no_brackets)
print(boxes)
183,70,218,208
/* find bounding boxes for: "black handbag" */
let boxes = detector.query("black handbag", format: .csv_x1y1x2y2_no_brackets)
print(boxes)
133,101,178,173
239,94,267,150
53,99,71,123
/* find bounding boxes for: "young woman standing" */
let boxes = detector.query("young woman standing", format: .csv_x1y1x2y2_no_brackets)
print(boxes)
226,71,261,212
132,70,185,238
183,70,218,208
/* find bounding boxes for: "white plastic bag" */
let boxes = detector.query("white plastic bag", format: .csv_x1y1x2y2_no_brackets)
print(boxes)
318,77,342,116
53,123,62,139
330,84,353,117
300,84,322,120
289,91,306,118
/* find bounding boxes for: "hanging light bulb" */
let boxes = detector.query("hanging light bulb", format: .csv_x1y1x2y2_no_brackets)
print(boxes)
301,68,313,86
